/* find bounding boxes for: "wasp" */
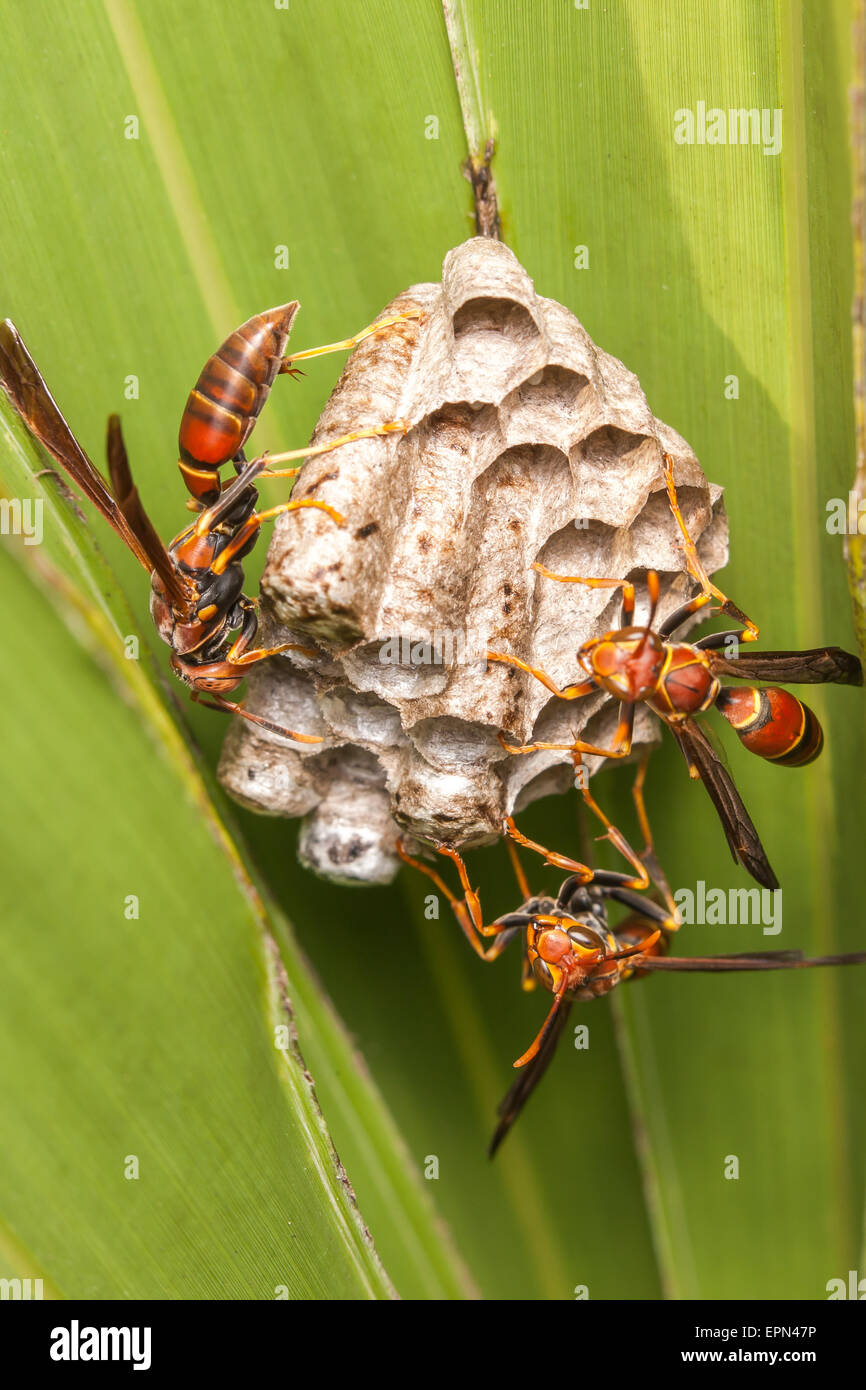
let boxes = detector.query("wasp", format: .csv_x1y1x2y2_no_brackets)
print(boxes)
486,454,862,889
0,306,414,741
400,754,866,1152
487,868,866,1157
397,753,668,960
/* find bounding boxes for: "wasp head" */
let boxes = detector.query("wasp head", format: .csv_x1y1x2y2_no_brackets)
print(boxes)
578,627,665,701
527,918,618,998
171,653,243,696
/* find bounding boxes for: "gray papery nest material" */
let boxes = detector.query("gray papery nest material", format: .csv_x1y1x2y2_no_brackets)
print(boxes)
218,238,727,884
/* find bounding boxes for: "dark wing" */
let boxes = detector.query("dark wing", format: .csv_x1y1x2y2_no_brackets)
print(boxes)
672,717,778,890
635,949,866,972
706,647,862,687
203,455,267,526
106,416,191,609
488,1000,572,1159
0,319,189,609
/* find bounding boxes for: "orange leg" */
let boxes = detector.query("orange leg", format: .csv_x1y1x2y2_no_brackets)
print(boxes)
531,564,637,625
203,497,343,574
192,690,323,745
396,839,518,961
258,419,410,480
252,497,344,528
571,753,650,891
505,836,531,901
629,752,678,924
503,744,649,892
486,650,597,702
194,490,343,546
503,817,595,883
227,637,319,669
283,309,424,367
662,453,758,641
498,700,635,760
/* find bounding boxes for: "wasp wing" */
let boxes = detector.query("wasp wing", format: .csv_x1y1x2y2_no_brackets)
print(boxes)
707,647,862,687
0,320,189,609
106,415,191,609
672,717,778,890
635,949,866,972
202,455,265,526
488,1000,572,1158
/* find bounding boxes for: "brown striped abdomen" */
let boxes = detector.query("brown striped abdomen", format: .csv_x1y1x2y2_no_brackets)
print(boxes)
716,686,824,766
178,302,300,500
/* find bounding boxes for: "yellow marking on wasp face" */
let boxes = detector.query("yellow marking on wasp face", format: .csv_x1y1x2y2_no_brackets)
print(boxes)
197,604,219,622
546,962,563,991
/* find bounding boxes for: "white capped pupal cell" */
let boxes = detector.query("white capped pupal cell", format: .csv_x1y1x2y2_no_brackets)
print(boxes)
218,238,727,883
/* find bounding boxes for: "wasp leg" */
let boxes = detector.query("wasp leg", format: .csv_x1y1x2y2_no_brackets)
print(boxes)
258,419,411,479
200,596,318,671
195,487,343,545
570,752,650,891
227,627,319,669
657,590,716,640
202,497,344,574
629,752,679,924
486,650,596,701
396,839,517,961
283,309,424,367
191,690,323,744
502,817,595,883
531,565,636,625
662,453,758,640
498,700,635,760
505,836,532,901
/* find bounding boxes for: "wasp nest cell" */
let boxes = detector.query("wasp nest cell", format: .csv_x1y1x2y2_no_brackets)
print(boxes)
218,238,727,884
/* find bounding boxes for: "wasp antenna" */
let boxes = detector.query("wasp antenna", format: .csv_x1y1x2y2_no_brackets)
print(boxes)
634,570,660,658
512,985,568,1068
609,928,661,962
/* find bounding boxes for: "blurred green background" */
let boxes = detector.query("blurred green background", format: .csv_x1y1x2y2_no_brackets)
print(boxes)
0,0,863,1299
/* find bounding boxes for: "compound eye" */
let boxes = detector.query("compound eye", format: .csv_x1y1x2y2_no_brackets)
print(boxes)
532,958,554,989
592,643,622,677
567,924,605,954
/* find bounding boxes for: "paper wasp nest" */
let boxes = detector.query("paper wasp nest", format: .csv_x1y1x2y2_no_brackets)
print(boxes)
218,238,727,883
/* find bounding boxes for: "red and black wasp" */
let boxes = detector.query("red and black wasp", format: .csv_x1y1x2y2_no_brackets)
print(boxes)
0,305,414,741
397,751,664,961
487,868,866,1157
486,455,862,889
402,756,866,1154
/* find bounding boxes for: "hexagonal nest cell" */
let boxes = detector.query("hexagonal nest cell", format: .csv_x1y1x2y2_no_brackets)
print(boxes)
218,237,727,884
